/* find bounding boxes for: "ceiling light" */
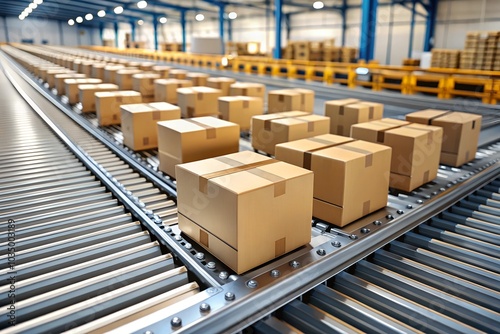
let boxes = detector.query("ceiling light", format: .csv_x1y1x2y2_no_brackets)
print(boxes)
97,10,106,17
85,13,93,20
19,15,25,20
138,19,144,25
228,11,237,19
76,16,83,23
114,6,124,14
26,7,33,14
313,1,324,9
29,3,37,9
195,13,204,21
159,17,167,24
137,1,147,9
68,19,75,25
34,0,43,4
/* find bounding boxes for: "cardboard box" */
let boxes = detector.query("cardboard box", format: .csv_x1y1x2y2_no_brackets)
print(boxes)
115,69,143,89
351,119,443,191
177,87,222,118
80,60,96,77
176,151,313,273
207,77,236,96
121,102,181,150
137,62,155,71
95,91,142,126
65,78,103,104
78,83,120,112
276,135,391,226
267,90,302,113
154,79,192,104
325,100,383,136
132,73,161,97
157,116,240,177
405,109,482,166
187,72,209,86
152,65,171,78
46,69,75,88
91,63,107,80
55,73,86,95
251,112,330,155
169,69,188,79
103,65,126,84
292,88,315,113
230,82,266,99
39,66,64,82
218,96,264,131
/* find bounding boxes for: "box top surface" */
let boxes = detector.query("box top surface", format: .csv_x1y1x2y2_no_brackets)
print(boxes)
218,96,260,102
253,111,310,121
357,101,383,107
352,118,410,131
325,98,360,106
207,77,236,83
132,73,161,79
95,90,141,98
230,82,265,88
104,65,125,70
406,109,449,120
154,78,191,85
177,86,222,94
314,140,391,162
47,69,74,74
187,72,209,78
117,69,143,75
433,112,482,124
276,134,354,152
121,102,179,113
78,83,118,90
170,69,188,74
92,63,107,68
268,89,301,97
55,73,86,79
386,123,442,138
157,116,236,132
152,65,171,70
65,78,102,84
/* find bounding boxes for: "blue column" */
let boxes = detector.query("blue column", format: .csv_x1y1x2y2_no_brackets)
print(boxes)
58,20,64,45
359,0,378,61
424,0,437,51
408,0,416,58
219,5,225,54
273,0,282,59
180,10,187,52
153,17,159,51
131,21,136,41
99,22,104,45
2,17,9,43
341,0,347,46
114,21,119,48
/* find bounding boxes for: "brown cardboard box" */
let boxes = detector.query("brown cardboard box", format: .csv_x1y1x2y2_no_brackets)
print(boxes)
154,79,192,104
187,72,209,86
121,102,181,150
218,96,264,131
103,65,126,84
276,135,391,226
230,82,266,99
55,73,86,95
267,90,302,113
132,73,161,97
65,78,102,104
115,69,143,89
351,119,443,191
326,101,383,136
152,65,171,78
169,69,188,79
78,83,120,112
177,87,222,118
39,66,64,82
207,77,236,96
46,69,75,88
95,91,142,126
91,63,107,80
157,116,240,177
80,60,96,77
324,98,359,134
251,113,330,155
176,151,313,273
292,88,315,113
138,62,155,71
405,109,482,166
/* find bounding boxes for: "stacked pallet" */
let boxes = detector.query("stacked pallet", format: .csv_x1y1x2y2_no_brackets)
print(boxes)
459,31,500,70
431,49,461,68
282,39,357,62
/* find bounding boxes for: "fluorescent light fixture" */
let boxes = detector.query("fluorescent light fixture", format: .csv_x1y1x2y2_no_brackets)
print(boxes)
29,3,37,9
19,14,25,20
137,1,148,9
114,6,124,14
313,1,324,9
159,17,167,24
138,19,144,25
76,16,83,23
85,13,93,20
97,10,106,17
228,11,237,19
195,13,204,21
26,7,33,14
34,0,43,4
68,19,75,25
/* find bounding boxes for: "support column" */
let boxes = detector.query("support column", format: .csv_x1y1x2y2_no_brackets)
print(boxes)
99,22,104,46
131,21,136,41
359,0,378,61
58,21,64,45
153,17,159,51
424,0,437,51
114,21,119,48
273,0,283,59
219,5,225,54
181,10,187,52
2,17,8,43
386,3,394,64
228,18,233,41
408,0,416,58
341,0,347,46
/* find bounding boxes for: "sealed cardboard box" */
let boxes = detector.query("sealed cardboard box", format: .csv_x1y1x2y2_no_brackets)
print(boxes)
276,135,391,226
230,82,266,99
65,78,102,104
132,73,161,97
78,83,120,112
405,109,482,166
218,96,264,131
351,120,443,191
187,72,209,86
326,100,383,136
80,60,97,77
39,66,64,82
154,79,192,104
176,151,313,273
115,69,143,89
46,69,75,88
91,63,107,80
291,88,315,113
177,87,222,118
252,113,330,155
324,98,359,133
55,73,86,95
95,91,142,126
137,62,155,71
207,77,236,96
103,65,127,83
268,90,302,113
157,116,240,177
152,65,171,78
121,102,181,150
169,69,188,79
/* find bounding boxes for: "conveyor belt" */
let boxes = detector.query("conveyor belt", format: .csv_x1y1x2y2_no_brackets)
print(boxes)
253,178,500,333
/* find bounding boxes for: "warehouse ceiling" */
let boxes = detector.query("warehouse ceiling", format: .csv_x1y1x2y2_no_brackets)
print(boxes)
0,0,345,27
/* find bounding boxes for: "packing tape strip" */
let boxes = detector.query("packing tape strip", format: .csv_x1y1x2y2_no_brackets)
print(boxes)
403,126,436,145
302,137,356,169
336,144,374,168
184,118,217,139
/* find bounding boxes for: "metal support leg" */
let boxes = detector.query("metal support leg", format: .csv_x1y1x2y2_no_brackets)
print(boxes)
273,0,283,59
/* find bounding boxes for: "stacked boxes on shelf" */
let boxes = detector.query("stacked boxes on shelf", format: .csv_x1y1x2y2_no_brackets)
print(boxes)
431,49,461,69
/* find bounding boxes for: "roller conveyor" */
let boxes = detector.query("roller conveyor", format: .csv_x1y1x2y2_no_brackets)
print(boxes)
0,44,499,333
